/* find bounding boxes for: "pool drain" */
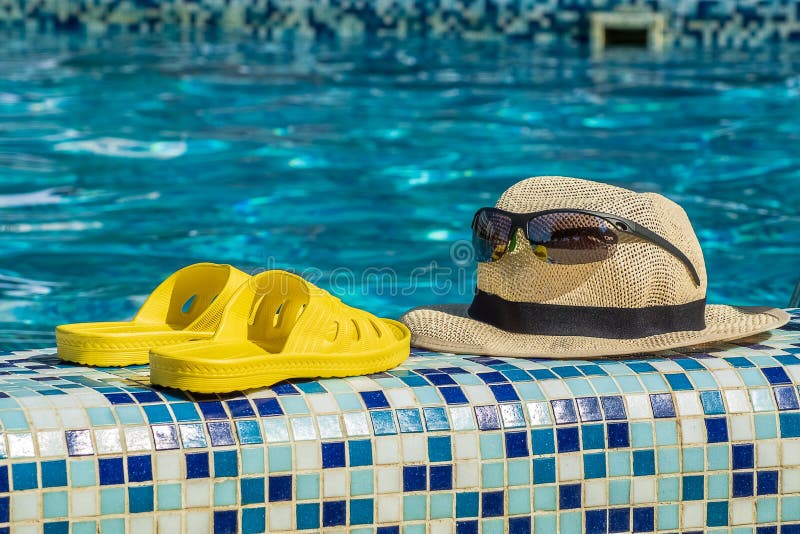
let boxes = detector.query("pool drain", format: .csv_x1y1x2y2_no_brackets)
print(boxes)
590,8,666,52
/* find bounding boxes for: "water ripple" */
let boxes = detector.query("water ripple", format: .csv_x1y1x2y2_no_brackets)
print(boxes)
54,137,187,159
0,187,70,208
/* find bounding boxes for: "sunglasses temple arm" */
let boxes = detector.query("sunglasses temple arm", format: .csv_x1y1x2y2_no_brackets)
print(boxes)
622,221,702,287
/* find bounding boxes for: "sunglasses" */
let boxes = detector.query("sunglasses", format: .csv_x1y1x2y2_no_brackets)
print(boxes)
471,207,701,286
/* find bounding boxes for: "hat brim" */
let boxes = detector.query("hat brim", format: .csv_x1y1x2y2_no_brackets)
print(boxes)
401,303,790,358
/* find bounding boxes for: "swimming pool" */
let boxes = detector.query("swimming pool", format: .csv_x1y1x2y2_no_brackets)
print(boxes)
1,34,799,349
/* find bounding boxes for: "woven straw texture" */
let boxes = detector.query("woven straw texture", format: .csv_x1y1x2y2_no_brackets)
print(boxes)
401,176,789,358
487,176,705,307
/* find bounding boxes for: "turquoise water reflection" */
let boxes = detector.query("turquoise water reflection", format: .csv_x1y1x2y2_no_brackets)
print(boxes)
1,35,799,348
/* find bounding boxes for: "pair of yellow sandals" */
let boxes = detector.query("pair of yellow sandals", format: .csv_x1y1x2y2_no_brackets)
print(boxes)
56,264,410,393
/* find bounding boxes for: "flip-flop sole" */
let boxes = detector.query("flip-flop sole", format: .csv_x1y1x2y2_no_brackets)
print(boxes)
149,343,410,393
56,328,212,367
57,345,151,367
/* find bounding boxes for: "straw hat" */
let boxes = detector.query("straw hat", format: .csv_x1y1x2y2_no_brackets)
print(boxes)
401,177,789,358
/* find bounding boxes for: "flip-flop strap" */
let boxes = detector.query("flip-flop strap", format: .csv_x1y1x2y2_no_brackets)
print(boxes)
133,263,248,330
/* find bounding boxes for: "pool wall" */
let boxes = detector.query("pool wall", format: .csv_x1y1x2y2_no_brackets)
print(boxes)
4,314,800,532
2,0,799,47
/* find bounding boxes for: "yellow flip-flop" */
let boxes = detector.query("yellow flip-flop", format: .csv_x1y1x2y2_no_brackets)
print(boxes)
149,270,410,393
56,263,250,367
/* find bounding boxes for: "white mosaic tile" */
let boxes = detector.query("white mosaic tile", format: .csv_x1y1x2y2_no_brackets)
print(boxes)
343,412,370,436
124,426,152,451
374,437,400,465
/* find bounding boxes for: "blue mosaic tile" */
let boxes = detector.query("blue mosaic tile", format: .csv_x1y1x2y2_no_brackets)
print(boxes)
781,412,800,437
582,424,606,450
349,440,373,467
268,475,292,502
271,383,299,396
609,508,630,532
208,421,236,446
557,426,580,453
226,399,256,418
533,457,555,484
350,498,374,525
529,369,558,380
104,392,134,404
321,500,346,527
429,464,452,491
584,452,607,479
198,401,228,420
758,470,779,495
705,417,730,442
664,373,694,391
649,393,676,418
295,381,326,394
12,462,38,490
41,460,67,488
242,507,265,533
252,398,282,417
733,443,755,470
559,484,582,510
214,509,238,534
700,390,725,415
763,367,792,385
601,396,626,420
440,386,468,405
707,501,729,527
575,397,603,422
774,385,800,410
403,465,427,492
213,450,238,478
186,452,210,479
427,436,452,462
97,458,125,486
733,471,754,497
531,427,555,455
295,503,320,530
551,399,578,424
553,366,581,379
490,384,519,403
428,373,457,386
508,516,531,533
236,420,263,444
474,405,501,431
504,431,529,458
360,390,390,409
371,410,397,435
132,391,161,403
482,490,504,517
127,455,152,482
128,485,153,513
322,442,346,469
607,422,630,448
633,507,655,532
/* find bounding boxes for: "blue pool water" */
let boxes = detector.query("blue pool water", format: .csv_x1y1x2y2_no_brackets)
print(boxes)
1,34,799,349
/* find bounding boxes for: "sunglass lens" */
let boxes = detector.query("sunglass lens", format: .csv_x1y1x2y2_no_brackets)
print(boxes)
526,212,618,264
472,210,513,262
